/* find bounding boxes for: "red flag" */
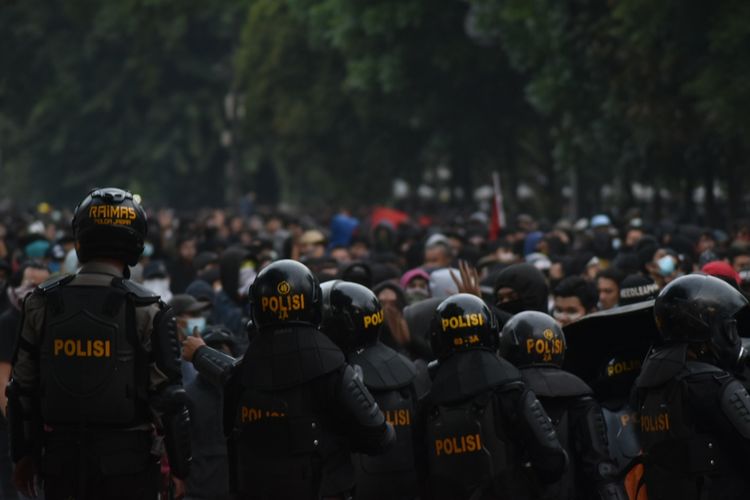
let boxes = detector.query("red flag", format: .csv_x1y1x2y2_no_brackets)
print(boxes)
489,172,506,241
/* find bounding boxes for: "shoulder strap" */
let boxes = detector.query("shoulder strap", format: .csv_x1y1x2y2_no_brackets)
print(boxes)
35,274,75,295
111,278,161,305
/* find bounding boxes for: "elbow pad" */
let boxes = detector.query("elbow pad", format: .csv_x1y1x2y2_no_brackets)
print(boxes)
193,346,240,387
163,405,192,479
338,365,394,455
339,365,384,427
721,378,750,438
519,390,567,480
157,385,192,479
151,307,183,384
580,397,611,458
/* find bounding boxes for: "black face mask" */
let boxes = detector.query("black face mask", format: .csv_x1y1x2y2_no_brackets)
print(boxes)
496,299,526,316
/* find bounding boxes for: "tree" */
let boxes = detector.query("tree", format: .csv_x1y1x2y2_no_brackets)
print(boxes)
0,0,244,208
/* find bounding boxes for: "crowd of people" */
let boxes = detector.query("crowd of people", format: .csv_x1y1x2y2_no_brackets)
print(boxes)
2,190,750,499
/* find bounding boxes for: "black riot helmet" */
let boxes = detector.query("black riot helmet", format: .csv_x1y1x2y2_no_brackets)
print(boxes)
249,259,321,329
320,280,384,353
654,274,750,370
499,311,566,368
430,293,498,360
72,187,147,266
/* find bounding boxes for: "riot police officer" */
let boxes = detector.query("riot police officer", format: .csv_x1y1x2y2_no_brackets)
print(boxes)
320,280,420,500
417,293,567,500
182,259,395,499
499,311,626,500
635,274,750,500
7,187,191,499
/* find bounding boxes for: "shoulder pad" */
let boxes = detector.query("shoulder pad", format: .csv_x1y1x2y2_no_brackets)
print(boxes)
112,278,161,305
521,367,593,398
681,361,724,378
721,378,750,439
636,344,687,389
348,342,417,391
34,274,75,294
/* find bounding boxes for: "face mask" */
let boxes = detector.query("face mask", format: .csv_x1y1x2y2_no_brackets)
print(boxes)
186,317,206,336
496,298,526,316
657,256,675,277
405,288,430,304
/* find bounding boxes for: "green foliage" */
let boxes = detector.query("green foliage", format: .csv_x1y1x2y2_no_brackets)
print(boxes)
2,0,748,219
0,0,244,207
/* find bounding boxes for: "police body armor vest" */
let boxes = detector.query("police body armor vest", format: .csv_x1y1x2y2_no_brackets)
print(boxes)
234,326,347,499
38,276,148,427
348,342,418,500
521,366,592,500
637,347,734,500
425,350,524,500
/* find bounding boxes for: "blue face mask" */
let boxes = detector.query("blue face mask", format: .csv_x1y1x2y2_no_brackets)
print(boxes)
186,317,206,336
658,255,675,277
143,242,154,257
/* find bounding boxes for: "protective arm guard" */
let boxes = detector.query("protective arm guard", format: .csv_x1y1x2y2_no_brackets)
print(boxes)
720,378,750,439
150,308,191,478
192,346,241,387
154,385,192,479
152,306,183,384
515,388,567,482
338,365,395,455
6,380,40,463
572,397,627,500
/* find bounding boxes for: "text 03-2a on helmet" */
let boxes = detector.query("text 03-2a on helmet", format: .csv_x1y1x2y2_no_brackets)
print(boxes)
654,273,750,370
320,280,385,353
499,311,566,368
249,259,321,329
430,293,498,359
72,187,147,266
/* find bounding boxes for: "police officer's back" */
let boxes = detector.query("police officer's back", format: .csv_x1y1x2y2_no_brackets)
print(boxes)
320,280,421,500
8,188,191,500
500,311,626,500
635,274,750,500
417,294,567,500
186,260,395,499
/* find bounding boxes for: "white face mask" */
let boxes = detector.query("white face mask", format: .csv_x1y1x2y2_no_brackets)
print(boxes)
143,278,172,302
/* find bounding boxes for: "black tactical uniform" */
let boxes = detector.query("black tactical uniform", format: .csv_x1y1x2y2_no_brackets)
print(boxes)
500,311,626,500
189,260,394,499
417,294,567,500
320,280,422,500
635,274,750,500
7,188,191,500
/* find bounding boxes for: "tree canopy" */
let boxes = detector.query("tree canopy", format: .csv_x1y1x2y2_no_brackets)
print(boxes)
1,0,748,221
